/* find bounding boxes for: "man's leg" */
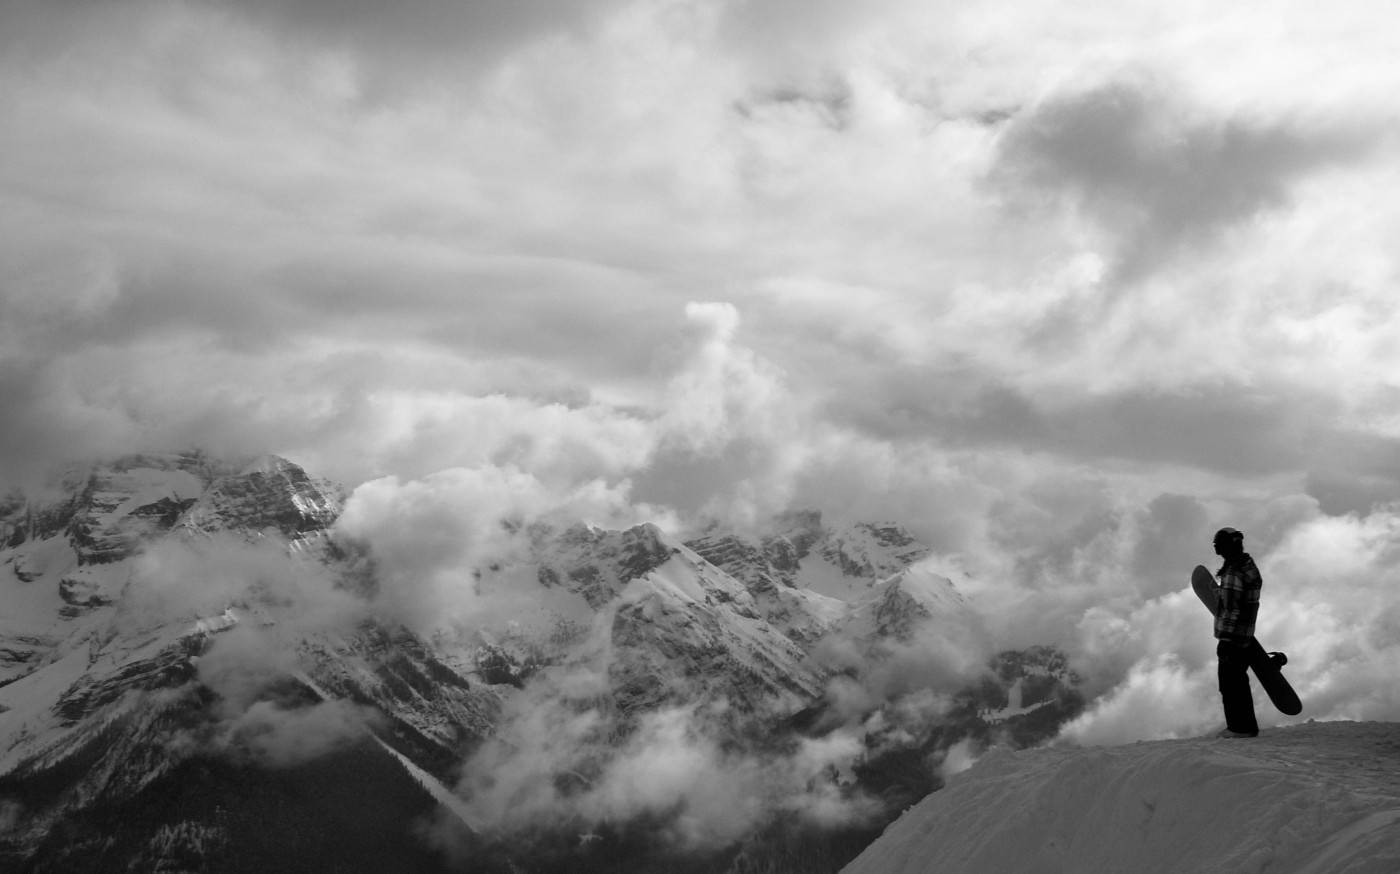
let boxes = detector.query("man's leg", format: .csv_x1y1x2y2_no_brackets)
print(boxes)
1218,640,1259,735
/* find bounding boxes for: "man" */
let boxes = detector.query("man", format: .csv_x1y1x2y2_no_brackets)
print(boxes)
1213,526,1262,738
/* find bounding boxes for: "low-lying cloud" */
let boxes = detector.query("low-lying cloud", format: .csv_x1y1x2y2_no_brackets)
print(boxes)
215,697,382,768
127,535,363,626
453,673,880,852
187,624,383,769
123,535,382,767
335,464,660,630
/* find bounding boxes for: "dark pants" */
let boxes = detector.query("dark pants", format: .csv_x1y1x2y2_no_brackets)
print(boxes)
1218,640,1258,734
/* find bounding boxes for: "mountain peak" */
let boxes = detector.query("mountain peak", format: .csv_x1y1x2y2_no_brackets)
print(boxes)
179,455,344,541
530,521,679,608
236,453,301,476
818,521,931,582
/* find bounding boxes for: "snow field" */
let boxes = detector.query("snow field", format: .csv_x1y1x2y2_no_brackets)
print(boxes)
841,721,1400,874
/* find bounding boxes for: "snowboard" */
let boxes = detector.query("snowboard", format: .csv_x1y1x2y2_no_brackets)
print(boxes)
1191,565,1302,716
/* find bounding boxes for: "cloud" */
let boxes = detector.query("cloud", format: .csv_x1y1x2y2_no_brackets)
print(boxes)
1131,495,1211,598
2,0,628,94
575,706,766,848
216,0,628,85
627,301,816,525
993,75,1376,279
0,0,742,488
335,465,661,630
1057,653,1214,745
218,698,381,768
194,625,384,767
936,736,981,781
825,368,1400,513
3,0,1395,511
455,683,878,851
0,799,23,835
124,534,365,631
0,358,144,491
813,594,994,720
106,535,386,768
196,625,301,712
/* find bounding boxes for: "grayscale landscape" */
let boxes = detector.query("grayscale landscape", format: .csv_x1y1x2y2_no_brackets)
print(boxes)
2,1,1398,871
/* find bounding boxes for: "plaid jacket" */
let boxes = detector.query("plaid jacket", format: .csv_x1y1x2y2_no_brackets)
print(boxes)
1215,554,1262,641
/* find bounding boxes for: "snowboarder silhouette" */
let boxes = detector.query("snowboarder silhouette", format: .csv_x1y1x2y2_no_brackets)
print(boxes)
1212,527,1261,738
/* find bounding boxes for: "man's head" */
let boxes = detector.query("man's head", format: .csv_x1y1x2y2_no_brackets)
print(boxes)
1213,526,1245,559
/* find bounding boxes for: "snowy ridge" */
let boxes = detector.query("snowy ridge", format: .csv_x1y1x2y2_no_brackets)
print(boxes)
840,721,1400,874
178,454,344,542
530,521,677,609
294,621,501,766
685,515,937,643
607,547,826,720
834,565,973,645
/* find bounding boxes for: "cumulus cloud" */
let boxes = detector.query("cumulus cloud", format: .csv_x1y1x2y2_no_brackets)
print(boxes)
632,301,817,526
660,302,766,454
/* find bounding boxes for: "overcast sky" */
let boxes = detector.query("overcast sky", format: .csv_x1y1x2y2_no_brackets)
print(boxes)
4,0,1400,732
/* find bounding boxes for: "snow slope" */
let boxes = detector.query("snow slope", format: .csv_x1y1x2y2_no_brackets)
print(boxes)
840,720,1400,874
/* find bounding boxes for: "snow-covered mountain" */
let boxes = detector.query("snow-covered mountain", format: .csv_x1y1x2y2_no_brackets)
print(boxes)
841,720,1400,874
684,513,933,644
0,453,496,871
0,452,1085,873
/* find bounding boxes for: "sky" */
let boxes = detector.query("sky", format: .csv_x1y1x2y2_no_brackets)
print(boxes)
4,0,1400,741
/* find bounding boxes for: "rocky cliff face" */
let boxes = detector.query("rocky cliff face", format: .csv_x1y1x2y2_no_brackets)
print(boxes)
531,521,679,608
0,454,1084,874
606,545,826,727
178,454,345,541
